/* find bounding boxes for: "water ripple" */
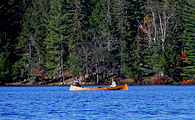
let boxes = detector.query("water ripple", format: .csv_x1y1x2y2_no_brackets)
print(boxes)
0,86,195,120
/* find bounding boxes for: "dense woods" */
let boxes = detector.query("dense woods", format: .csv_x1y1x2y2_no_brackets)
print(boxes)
0,0,194,85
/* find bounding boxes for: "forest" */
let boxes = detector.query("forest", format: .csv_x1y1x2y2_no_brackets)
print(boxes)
0,0,194,85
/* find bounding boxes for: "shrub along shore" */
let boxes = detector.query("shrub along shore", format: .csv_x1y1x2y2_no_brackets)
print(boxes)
2,75,194,86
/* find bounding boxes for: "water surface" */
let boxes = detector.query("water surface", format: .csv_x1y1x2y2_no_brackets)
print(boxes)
0,86,195,120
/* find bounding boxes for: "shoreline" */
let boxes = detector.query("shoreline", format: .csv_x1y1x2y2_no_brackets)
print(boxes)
1,77,194,86
2,82,194,86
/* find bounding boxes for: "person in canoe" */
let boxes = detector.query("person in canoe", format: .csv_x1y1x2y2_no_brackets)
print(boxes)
110,79,118,87
74,79,82,87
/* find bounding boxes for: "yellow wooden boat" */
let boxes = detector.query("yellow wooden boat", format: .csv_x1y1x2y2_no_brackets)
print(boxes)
69,83,128,91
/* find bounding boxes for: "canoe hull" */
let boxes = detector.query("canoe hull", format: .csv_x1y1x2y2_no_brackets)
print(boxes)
69,83,128,91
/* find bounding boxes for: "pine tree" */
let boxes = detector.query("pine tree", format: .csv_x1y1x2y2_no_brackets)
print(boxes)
177,0,195,80
89,0,146,83
161,0,183,82
122,0,145,82
89,0,116,83
13,0,49,81
0,49,10,84
66,0,88,76
44,0,68,81
0,0,24,83
110,0,130,76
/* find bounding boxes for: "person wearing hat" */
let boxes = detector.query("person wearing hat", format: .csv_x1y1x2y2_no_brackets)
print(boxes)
110,79,118,87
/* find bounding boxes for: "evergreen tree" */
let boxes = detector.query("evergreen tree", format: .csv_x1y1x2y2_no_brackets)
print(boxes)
177,0,195,80
1,0,194,85
0,0,24,83
0,48,10,84
110,0,130,75
122,0,145,81
44,0,68,81
89,0,115,83
66,0,88,76
13,0,49,81
88,0,145,83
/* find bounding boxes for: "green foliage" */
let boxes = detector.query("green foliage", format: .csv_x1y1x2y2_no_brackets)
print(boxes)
176,0,195,79
0,0,24,82
0,52,10,82
137,0,185,83
122,0,145,79
44,0,67,77
66,0,89,75
12,0,50,81
0,0,194,84
44,32,60,77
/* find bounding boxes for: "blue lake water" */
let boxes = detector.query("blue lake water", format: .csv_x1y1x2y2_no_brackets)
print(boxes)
0,85,195,120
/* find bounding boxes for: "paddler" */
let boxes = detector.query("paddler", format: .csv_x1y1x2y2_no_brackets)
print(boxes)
74,78,82,87
110,79,118,87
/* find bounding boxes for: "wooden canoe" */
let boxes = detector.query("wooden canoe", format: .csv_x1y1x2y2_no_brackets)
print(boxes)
69,83,128,91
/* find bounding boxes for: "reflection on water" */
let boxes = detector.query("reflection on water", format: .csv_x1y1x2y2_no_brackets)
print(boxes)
0,86,195,120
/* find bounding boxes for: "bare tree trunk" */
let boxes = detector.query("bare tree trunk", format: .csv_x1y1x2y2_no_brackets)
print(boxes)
106,0,111,26
85,48,89,75
60,44,64,83
28,43,32,80
96,62,99,84
29,33,41,63
139,0,174,52
158,13,165,52
119,0,125,75
158,10,171,52
152,11,157,42
81,45,89,75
